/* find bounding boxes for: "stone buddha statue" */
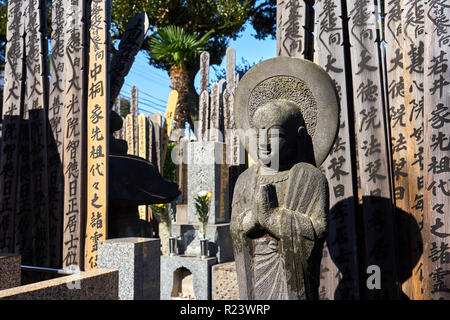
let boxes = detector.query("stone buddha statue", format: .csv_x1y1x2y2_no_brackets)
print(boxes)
231,57,339,300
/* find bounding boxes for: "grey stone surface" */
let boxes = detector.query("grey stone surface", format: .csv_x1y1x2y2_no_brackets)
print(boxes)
198,51,210,142
0,254,21,290
98,237,160,300
175,204,188,224
0,269,119,300
130,86,139,155
212,261,239,300
171,223,233,263
231,57,338,300
198,90,210,142
187,141,229,224
161,255,217,300
159,223,171,256
199,51,210,94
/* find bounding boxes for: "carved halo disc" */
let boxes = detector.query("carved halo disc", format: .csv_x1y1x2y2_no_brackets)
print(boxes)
234,57,339,167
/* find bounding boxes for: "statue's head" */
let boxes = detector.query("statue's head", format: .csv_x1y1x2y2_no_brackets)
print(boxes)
252,99,307,169
234,57,340,169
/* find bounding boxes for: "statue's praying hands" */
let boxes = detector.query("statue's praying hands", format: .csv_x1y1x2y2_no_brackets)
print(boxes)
231,100,329,300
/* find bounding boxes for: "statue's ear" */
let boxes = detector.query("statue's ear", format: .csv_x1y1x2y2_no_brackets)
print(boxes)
297,126,306,139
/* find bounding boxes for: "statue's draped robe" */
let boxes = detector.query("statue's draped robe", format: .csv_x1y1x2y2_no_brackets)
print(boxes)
231,162,329,300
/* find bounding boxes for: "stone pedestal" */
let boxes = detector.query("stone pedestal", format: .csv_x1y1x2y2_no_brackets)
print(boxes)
98,238,160,300
0,269,118,300
158,223,171,256
171,223,233,263
0,254,21,290
187,141,229,224
212,262,239,300
161,256,217,300
175,204,188,224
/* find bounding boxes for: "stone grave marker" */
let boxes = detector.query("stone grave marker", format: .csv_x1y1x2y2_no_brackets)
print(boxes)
130,86,139,155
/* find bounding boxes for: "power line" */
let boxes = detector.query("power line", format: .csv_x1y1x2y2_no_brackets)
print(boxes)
122,83,169,104
139,90,168,104
139,96,167,108
120,93,166,110
121,83,167,104
139,106,165,115
120,94,166,112
126,68,170,84
133,60,170,81
125,70,169,88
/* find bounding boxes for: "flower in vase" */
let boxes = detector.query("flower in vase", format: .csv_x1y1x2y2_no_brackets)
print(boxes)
194,190,212,239
150,203,174,236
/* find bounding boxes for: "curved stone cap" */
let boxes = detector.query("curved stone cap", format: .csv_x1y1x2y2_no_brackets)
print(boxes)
234,57,339,167
109,154,180,205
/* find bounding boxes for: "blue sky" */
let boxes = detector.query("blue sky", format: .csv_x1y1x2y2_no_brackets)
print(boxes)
119,23,276,116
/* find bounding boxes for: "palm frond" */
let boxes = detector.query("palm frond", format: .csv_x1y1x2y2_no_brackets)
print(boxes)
150,25,213,69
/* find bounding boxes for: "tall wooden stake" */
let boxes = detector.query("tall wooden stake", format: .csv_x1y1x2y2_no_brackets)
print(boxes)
423,0,450,300
315,0,360,300
0,0,26,255
62,0,87,271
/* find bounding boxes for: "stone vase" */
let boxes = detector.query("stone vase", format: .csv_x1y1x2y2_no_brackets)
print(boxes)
200,238,209,259
169,236,177,256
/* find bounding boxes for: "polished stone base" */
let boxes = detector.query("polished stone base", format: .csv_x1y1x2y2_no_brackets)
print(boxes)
160,255,217,300
98,237,160,300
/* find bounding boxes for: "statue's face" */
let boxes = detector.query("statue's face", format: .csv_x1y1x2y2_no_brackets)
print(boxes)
256,125,295,168
253,101,301,169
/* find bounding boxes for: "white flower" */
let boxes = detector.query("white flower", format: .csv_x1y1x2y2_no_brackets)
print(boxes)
197,190,209,197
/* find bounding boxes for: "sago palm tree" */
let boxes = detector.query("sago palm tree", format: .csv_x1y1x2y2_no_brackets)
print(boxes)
150,26,213,133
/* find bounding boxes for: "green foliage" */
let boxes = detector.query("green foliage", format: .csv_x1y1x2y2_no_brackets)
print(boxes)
120,97,130,118
111,0,276,69
110,0,276,127
194,191,212,238
163,142,177,182
150,26,213,69
150,203,175,236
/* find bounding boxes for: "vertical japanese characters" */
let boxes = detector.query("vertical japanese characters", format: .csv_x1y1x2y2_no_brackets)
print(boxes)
138,114,148,221
276,0,314,59
423,0,450,300
347,0,397,299
198,51,210,142
85,0,110,270
62,0,86,270
315,0,360,300
48,0,65,268
26,0,50,268
130,86,139,155
0,0,26,255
